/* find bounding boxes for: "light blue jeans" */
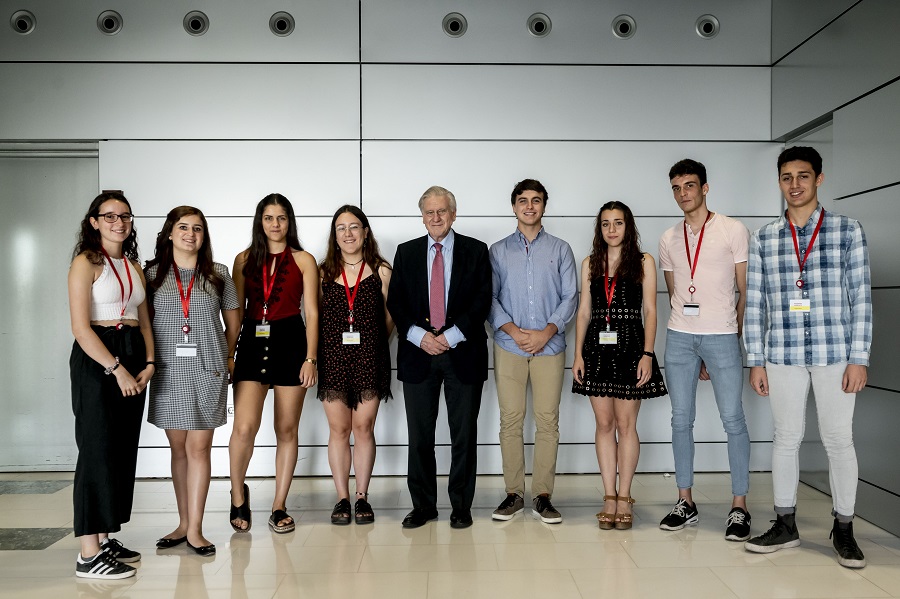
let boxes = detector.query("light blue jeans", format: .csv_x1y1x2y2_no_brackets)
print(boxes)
664,330,750,496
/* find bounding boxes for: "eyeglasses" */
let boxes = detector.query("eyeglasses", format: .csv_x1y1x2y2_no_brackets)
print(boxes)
335,224,362,234
423,208,450,218
97,212,134,223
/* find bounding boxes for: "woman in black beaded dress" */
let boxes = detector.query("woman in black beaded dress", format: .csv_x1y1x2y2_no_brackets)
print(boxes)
572,201,667,530
318,205,393,525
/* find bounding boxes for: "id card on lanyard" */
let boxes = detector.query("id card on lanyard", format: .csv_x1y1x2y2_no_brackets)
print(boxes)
256,253,280,337
682,212,712,316
787,209,824,314
599,266,618,345
100,247,133,330
174,265,198,357
341,263,364,345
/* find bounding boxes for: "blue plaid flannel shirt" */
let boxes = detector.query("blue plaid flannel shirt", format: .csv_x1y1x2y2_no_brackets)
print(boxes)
744,204,872,367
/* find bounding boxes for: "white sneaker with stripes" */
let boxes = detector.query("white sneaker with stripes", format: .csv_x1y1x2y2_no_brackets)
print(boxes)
75,551,136,579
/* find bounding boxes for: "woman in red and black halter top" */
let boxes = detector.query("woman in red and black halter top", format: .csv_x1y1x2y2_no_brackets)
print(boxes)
228,193,319,534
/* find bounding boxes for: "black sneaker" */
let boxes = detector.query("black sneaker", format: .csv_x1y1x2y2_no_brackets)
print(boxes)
830,519,866,569
744,513,800,553
101,538,141,563
75,551,136,580
725,507,752,541
532,495,562,524
659,498,699,531
492,493,525,521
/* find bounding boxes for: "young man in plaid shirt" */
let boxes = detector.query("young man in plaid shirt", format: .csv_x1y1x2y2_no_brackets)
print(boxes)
743,146,872,569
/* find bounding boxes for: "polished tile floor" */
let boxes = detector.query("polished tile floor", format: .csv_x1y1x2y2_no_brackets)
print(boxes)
1,471,899,598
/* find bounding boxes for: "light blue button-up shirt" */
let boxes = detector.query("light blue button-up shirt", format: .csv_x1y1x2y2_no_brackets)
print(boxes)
489,227,578,357
406,230,466,349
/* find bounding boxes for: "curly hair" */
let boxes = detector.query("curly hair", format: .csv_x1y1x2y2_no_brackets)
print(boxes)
72,191,139,264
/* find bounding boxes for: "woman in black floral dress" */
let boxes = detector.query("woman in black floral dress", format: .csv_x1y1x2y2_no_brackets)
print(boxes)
318,205,393,525
572,201,667,530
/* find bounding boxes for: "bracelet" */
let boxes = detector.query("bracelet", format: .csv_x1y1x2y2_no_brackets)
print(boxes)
642,351,655,358
146,360,156,366
304,358,317,366
227,356,235,360
104,357,120,375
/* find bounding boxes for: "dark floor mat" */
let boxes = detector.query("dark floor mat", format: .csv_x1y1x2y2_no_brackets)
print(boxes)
0,480,72,494
0,527,71,550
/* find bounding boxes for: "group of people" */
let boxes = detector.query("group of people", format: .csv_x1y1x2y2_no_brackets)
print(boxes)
66,145,872,580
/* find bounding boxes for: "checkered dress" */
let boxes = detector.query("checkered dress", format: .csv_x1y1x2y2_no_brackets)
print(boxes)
147,263,239,430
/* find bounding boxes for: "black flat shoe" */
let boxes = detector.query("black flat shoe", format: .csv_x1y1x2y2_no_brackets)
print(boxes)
450,509,473,529
186,541,216,556
156,535,187,549
402,508,438,529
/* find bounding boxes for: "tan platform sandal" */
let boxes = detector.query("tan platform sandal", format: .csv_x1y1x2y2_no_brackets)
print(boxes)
596,495,618,530
614,496,635,530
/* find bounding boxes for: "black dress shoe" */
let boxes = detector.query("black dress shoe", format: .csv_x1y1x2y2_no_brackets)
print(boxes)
156,535,187,549
402,508,438,529
186,541,216,556
450,509,473,529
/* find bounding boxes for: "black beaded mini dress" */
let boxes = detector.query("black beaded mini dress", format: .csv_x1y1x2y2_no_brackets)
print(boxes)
318,272,392,409
572,276,667,400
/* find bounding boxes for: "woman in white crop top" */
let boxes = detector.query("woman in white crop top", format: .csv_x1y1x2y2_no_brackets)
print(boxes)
67,191,155,580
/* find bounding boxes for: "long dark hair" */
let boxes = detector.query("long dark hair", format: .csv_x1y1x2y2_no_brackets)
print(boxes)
243,193,304,277
72,191,139,264
589,201,644,283
319,205,390,283
145,206,225,296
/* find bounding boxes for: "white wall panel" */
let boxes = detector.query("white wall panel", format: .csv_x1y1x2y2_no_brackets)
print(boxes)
363,142,784,217
363,65,771,141
362,0,770,65
832,80,900,198
772,0,900,138
833,187,900,288
863,289,900,392
0,0,359,63
101,141,361,218
771,0,857,63
0,63,360,140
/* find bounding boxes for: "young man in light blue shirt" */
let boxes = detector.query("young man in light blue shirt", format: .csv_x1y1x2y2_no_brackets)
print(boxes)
488,179,577,523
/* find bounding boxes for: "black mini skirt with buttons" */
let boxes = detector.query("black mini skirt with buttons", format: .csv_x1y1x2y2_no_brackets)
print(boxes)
233,313,307,388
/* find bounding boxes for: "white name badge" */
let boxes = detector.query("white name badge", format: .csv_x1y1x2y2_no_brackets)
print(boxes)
789,299,811,312
255,324,271,338
598,331,618,345
176,343,198,357
683,303,701,316
342,331,361,345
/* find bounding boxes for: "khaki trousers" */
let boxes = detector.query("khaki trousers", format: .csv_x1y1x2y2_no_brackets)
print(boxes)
494,344,566,498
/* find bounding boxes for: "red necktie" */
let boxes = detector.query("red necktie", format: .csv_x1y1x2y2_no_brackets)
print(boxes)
429,242,446,331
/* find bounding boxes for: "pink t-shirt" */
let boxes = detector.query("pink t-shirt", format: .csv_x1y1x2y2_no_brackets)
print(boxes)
658,212,749,335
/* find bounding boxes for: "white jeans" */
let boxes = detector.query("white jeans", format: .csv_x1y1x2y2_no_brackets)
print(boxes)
766,361,858,518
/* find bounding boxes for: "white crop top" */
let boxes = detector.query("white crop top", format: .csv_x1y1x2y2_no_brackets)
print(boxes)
91,257,146,322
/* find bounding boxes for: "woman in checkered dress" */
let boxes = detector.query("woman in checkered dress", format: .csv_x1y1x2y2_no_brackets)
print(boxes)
145,206,240,554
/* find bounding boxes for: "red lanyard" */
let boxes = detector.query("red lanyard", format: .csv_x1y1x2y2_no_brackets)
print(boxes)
340,263,365,331
683,211,713,296
174,265,196,334
603,263,617,331
788,208,825,289
261,252,281,321
100,247,133,323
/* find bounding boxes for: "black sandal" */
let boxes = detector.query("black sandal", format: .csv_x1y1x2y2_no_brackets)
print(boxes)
331,498,351,526
268,508,295,534
355,494,374,525
230,483,252,533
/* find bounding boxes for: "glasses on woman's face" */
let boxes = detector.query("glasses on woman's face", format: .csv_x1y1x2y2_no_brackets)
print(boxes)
98,212,134,223
335,224,361,234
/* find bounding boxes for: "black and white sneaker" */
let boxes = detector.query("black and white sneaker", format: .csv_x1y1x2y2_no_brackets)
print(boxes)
101,538,141,563
830,519,866,569
659,498,699,531
744,513,800,553
725,507,752,541
75,551,136,580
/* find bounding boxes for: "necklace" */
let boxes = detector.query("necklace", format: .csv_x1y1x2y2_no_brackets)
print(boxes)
342,256,364,269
